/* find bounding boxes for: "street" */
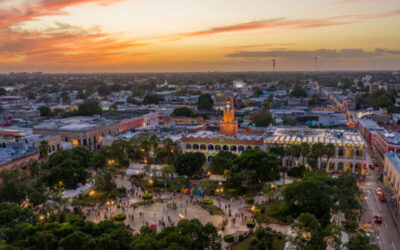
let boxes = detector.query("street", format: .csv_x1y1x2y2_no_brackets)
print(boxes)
361,169,400,250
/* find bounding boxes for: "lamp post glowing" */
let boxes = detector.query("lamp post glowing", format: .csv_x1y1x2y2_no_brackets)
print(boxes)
39,215,49,250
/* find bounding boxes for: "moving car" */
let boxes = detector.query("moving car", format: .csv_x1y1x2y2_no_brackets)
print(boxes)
379,193,386,201
374,215,383,224
376,188,383,195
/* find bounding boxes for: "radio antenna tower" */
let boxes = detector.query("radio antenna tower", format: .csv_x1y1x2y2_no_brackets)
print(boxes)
314,56,318,71
272,58,276,73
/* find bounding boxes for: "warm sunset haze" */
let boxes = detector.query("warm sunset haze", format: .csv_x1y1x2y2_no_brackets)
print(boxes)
0,0,399,72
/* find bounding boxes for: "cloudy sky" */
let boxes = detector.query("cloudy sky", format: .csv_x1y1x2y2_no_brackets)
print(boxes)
0,0,399,72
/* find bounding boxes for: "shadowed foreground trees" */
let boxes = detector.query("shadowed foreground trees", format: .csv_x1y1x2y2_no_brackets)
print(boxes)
0,204,221,250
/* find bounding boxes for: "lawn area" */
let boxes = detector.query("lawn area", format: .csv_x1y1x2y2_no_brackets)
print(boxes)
232,234,285,250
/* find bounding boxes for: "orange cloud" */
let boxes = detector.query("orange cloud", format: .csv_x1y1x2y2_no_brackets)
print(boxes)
223,43,295,50
0,0,123,28
174,9,400,39
0,23,150,66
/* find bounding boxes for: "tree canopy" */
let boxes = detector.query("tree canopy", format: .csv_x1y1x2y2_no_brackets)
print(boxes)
171,107,194,117
291,86,308,98
173,152,206,178
143,94,163,105
77,99,102,116
0,204,221,250
282,172,360,226
230,148,280,185
209,151,237,175
250,111,273,127
42,147,93,189
197,94,213,111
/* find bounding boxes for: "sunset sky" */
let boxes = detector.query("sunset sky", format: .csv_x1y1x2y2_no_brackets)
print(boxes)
0,0,399,72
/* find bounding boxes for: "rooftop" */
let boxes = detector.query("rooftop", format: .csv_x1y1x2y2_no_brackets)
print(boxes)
387,152,400,174
265,127,365,146
33,116,118,132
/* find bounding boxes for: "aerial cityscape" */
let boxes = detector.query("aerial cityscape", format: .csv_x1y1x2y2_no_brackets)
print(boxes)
0,0,400,250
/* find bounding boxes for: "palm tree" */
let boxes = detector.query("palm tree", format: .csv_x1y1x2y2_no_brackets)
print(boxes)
324,143,336,171
28,160,41,186
163,138,179,164
39,140,50,161
269,144,286,168
300,143,310,165
311,142,325,170
149,135,160,152
290,144,301,167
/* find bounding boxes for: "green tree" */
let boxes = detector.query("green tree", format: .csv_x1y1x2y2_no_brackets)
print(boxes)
283,173,335,225
197,93,214,111
209,151,236,175
28,160,41,186
27,92,36,100
311,142,325,169
325,143,336,169
173,152,206,178
95,168,115,192
171,107,194,117
60,92,71,105
291,87,308,98
143,94,162,105
42,147,92,189
250,111,273,127
39,140,50,160
231,148,280,184
345,230,379,250
38,106,52,117
300,142,310,165
0,88,6,96
0,171,26,203
77,99,102,116
291,213,330,250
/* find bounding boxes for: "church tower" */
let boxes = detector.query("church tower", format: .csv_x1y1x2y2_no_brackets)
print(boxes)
219,97,238,136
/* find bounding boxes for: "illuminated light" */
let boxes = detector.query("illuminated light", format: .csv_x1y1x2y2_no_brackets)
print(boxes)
179,213,185,219
40,215,45,221
207,171,211,176
251,205,255,212
89,190,95,196
141,148,145,152
98,136,103,142
71,139,79,147
148,179,153,184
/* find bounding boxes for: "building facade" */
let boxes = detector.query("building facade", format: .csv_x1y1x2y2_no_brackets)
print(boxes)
383,152,400,210
264,127,368,174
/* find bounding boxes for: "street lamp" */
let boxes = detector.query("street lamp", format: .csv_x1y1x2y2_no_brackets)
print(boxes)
39,215,49,250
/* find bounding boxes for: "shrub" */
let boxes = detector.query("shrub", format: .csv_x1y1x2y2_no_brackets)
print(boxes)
202,199,213,206
245,197,255,205
224,234,234,243
117,186,126,196
247,221,256,228
238,234,244,242
225,188,237,197
250,238,258,245
113,213,126,222
142,193,153,200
